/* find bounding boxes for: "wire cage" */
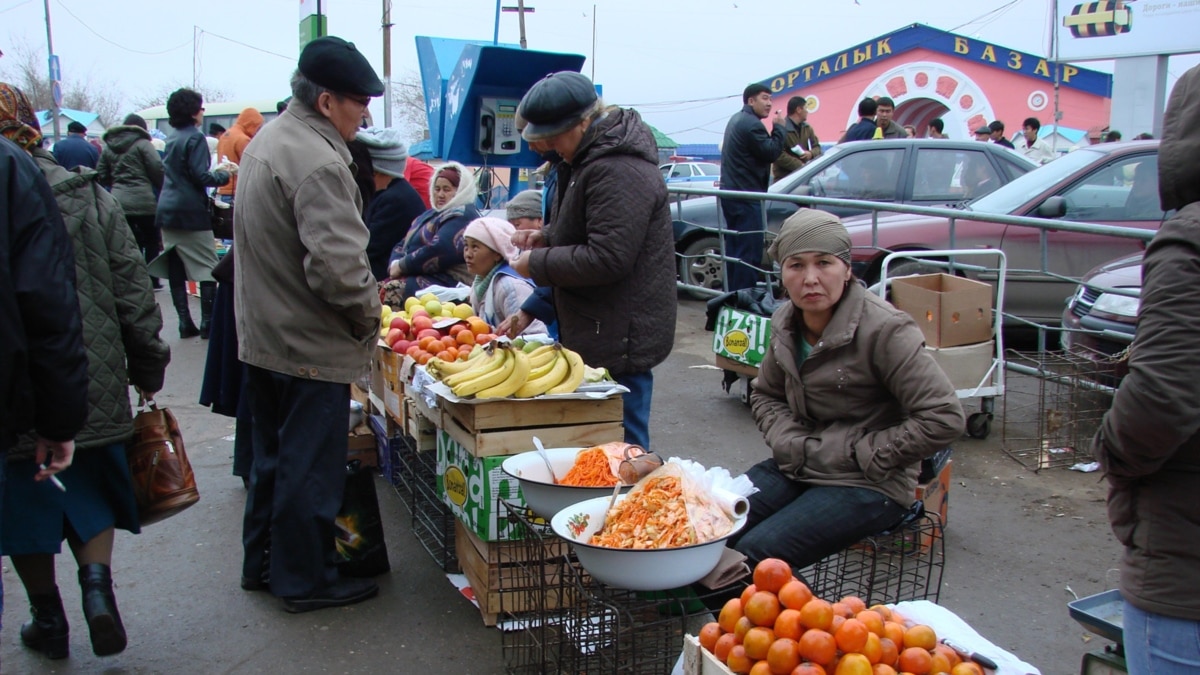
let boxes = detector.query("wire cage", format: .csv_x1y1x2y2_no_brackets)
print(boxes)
410,444,459,573
798,512,945,607
1001,350,1114,471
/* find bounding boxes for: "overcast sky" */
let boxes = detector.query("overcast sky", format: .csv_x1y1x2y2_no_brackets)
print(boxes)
2,0,1197,143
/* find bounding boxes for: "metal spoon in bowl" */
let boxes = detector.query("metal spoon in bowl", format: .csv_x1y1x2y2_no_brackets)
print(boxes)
532,436,558,483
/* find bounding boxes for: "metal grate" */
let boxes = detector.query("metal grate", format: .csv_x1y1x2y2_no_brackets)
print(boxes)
410,444,459,573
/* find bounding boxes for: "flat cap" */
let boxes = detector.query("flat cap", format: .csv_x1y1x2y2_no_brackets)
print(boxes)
299,36,384,97
974,125,993,135
67,121,87,134
518,71,598,141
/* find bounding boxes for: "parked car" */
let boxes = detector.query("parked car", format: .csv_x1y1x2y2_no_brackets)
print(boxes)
660,161,721,192
840,140,1161,327
673,139,1037,295
1061,252,1141,384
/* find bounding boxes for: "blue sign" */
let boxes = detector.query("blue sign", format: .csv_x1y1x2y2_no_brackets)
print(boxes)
51,81,62,107
48,54,60,83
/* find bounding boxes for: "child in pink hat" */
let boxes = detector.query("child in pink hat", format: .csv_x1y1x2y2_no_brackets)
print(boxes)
463,217,547,335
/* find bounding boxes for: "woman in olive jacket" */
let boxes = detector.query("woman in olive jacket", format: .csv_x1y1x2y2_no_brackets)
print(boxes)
96,114,164,282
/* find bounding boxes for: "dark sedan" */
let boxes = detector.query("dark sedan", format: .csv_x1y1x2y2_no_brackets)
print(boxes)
673,138,1037,296
1061,253,1140,384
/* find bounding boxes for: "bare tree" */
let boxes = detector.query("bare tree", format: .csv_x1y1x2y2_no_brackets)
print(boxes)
0,39,121,126
131,82,233,112
391,69,429,145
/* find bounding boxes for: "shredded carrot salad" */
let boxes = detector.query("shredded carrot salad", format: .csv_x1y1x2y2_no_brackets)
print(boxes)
589,475,695,549
558,447,619,487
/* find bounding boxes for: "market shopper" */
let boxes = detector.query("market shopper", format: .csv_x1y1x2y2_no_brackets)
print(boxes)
234,36,383,613
463,216,545,334
498,188,558,340
507,70,675,448
149,88,234,339
1013,117,1056,164
1,84,171,659
840,97,878,142
988,120,1015,149
96,114,166,288
52,121,99,170
771,95,822,182
214,108,263,207
720,83,785,292
726,209,964,570
874,97,906,139
1091,64,1200,673
356,127,427,281
380,161,478,304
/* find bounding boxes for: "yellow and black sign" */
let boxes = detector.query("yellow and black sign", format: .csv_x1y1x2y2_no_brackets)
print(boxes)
1064,1,1133,38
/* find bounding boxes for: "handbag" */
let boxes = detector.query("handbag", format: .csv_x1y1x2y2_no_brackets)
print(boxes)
210,196,234,240
128,401,200,525
335,459,391,577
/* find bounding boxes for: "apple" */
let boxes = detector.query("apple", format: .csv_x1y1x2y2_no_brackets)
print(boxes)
416,328,442,341
393,339,414,354
385,328,403,347
389,316,410,335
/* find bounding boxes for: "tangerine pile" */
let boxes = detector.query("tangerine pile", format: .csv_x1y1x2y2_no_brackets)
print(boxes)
698,558,985,675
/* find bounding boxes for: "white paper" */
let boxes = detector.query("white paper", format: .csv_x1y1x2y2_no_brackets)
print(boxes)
889,600,1041,675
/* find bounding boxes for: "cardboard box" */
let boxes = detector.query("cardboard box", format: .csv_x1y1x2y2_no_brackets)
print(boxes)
347,423,378,468
437,430,526,542
915,458,951,528
371,345,404,423
712,306,772,368
926,340,995,392
891,274,992,347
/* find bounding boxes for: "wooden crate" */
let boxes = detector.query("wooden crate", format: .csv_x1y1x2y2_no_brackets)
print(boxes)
455,519,575,626
438,396,625,458
682,634,735,675
406,393,438,452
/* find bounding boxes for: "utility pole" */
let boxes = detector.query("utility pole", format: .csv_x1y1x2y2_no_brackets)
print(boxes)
193,26,199,88
501,2,534,49
591,4,597,80
382,0,392,126
42,0,60,144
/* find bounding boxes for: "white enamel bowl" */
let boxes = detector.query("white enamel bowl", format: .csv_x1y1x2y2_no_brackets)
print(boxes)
550,494,747,591
500,447,632,521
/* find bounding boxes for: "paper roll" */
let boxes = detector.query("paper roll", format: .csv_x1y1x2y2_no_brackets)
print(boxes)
713,487,750,520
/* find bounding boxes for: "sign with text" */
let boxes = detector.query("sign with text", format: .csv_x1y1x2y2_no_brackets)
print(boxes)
1054,0,1200,61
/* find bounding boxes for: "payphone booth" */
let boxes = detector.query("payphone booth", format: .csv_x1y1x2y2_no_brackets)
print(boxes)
416,37,586,203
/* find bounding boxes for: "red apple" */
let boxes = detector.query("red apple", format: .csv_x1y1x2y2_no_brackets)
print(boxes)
393,339,414,354
389,316,410,335
416,328,441,341
385,328,403,346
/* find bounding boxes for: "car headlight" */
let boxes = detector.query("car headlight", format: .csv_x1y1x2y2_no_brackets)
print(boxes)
1091,292,1140,319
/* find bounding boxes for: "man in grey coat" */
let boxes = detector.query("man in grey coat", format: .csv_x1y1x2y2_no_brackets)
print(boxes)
233,36,383,613
1092,64,1200,672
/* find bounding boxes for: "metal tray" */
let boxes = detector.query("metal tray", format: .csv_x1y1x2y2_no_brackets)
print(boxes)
1068,589,1124,644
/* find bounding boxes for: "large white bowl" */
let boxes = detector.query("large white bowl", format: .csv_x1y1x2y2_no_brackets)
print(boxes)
501,447,632,521
551,494,747,591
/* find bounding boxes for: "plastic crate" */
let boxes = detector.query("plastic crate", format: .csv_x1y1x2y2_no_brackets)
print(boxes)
411,444,459,573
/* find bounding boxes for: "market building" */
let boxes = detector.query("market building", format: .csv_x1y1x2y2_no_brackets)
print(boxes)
760,24,1112,144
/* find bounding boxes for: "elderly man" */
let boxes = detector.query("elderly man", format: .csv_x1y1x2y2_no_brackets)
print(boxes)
51,120,98,170
234,36,383,613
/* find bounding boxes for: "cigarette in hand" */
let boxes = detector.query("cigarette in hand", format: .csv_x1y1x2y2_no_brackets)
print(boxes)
39,463,66,492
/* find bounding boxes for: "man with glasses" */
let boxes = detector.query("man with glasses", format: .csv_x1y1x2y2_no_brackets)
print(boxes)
233,36,384,613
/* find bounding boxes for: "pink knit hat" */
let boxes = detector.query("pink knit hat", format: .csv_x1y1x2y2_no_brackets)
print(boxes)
463,216,520,263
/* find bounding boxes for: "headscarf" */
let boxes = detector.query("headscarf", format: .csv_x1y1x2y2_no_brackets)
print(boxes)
463,216,519,263
0,82,43,150
768,209,852,265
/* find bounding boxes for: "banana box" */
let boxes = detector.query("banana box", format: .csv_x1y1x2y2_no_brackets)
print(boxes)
712,306,772,368
437,430,526,542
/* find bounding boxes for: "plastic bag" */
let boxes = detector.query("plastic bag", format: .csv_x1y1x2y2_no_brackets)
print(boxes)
589,462,735,549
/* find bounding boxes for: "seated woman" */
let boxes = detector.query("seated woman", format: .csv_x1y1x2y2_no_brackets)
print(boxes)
727,209,965,571
462,216,546,335
380,162,478,306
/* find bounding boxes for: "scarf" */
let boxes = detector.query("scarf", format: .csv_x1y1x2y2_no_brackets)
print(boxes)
0,83,43,150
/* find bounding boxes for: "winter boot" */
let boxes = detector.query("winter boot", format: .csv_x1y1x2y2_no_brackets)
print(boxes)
171,283,200,338
19,588,69,659
78,564,127,657
198,281,216,340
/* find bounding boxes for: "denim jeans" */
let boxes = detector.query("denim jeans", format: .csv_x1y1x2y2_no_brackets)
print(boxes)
1123,600,1200,674
615,370,653,449
718,197,766,292
727,459,909,571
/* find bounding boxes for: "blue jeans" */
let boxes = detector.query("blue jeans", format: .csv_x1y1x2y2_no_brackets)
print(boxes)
719,197,765,292
727,459,908,570
615,370,653,449
1123,600,1200,674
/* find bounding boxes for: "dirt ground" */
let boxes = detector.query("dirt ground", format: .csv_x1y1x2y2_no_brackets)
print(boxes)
0,294,1122,674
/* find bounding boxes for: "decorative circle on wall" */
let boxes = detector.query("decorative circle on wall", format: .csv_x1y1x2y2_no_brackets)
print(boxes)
1027,90,1049,112
805,95,820,113
851,61,994,140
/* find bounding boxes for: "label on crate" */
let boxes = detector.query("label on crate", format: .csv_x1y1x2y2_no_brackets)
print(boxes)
713,307,771,368
436,430,525,541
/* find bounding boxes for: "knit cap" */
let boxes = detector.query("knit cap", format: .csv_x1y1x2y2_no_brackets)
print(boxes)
506,190,543,221
768,209,852,265
464,216,520,263
355,127,409,178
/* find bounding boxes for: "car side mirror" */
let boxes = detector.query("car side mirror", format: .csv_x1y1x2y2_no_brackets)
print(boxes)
793,185,813,197
1036,196,1067,218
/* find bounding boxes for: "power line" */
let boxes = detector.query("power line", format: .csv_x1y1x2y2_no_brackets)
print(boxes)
0,0,35,15
198,29,293,61
54,0,191,55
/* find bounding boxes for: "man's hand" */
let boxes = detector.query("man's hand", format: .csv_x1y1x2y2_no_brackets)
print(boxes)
34,437,75,482
388,260,402,279
497,310,534,339
511,229,545,251
771,110,785,128
512,251,532,278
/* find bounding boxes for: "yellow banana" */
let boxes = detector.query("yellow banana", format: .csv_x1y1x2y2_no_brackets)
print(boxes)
514,351,570,398
453,346,515,397
443,345,504,388
526,344,557,366
476,347,532,399
546,347,585,395
524,345,562,380
428,354,486,378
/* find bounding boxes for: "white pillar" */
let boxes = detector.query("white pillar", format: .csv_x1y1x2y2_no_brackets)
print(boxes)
1110,55,1168,138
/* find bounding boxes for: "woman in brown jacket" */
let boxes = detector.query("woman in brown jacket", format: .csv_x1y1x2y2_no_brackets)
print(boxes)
727,209,964,570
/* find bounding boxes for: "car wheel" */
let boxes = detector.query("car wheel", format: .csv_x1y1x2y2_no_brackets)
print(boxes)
679,236,724,300
877,257,946,283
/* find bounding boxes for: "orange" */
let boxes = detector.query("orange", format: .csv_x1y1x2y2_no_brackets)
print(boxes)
868,604,893,621
740,583,759,608
767,637,801,674
831,615,846,634
448,323,467,336
475,333,495,345
861,633,883,664
718,598,744,633
774,608,805,641
698,621,722,654
903,625,937,651
405,345,421,358
745,591,782,628
883,622,906,647
928,652,952,674
835,618,869,654
793,664,828,675
456,330,476,346
797,629,837,666
714,632,738,662
416,351,432,365
743,626,776,660
878,638,900,668
434,350,453,362
834,653,873,675
872,665,898,675
931,645,960,668
751,661,774,675
457,344,473,359
799,598,834,632
898,647,932,675
418,336,439,351
840,596,868,615
735,616,756,642
779,580,814,611
753,558,794,594
856,610,885,637
467,317,490,335
727,644,753,674
949,663,984,675
831,602,854,619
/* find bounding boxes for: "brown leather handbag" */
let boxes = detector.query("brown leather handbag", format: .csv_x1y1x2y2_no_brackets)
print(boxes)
128,402,199,525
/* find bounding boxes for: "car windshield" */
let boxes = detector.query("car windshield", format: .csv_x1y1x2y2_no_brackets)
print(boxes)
767,145,847,193
698,164,720,176
968,148,1104,214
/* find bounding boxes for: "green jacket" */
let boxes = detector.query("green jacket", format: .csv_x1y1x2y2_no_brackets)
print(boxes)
771,118,822,182
96,125,164,217
11,149,170,460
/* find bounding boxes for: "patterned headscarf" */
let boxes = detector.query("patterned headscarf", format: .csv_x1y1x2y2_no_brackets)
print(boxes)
0,82,43,150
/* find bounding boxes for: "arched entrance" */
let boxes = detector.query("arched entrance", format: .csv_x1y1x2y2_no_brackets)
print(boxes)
895,98,950,137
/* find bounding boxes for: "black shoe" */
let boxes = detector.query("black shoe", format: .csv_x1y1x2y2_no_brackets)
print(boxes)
79,563,127,657
179,321,201,339
198,281,215,340
241,567,269,591
282,578,378,613
20,589,69,660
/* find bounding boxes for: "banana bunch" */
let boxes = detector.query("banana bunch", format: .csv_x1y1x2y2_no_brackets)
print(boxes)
427,341,587,399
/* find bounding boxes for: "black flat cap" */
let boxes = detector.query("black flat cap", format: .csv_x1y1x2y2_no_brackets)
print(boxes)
974,125,993,135
67,121,87,134
298,36,384,97
518,71,598,141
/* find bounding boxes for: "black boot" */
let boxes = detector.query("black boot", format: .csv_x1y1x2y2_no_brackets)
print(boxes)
171,284,200,338
198,281,216,340
78,564,127,657
20,589,69,659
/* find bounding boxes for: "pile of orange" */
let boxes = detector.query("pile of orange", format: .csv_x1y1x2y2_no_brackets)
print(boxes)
698,558,985,675
399,317,496,365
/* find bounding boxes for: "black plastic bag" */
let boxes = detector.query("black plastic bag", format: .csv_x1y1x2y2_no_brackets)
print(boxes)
335,460,391,578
